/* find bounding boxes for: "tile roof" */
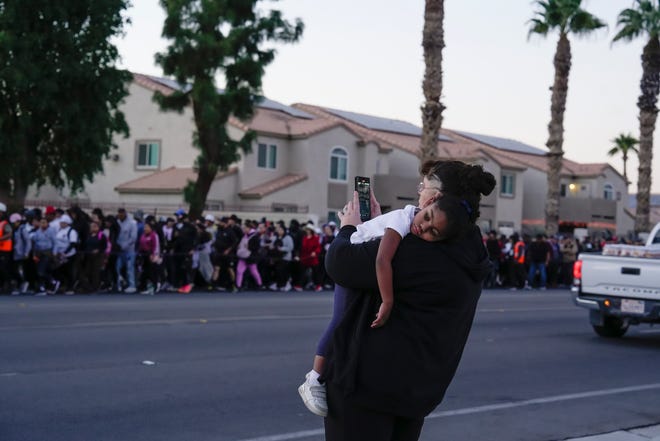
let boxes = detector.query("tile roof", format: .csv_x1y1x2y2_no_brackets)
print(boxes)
133,72,176,96
238,173,308,199
229,108,343,139
115,166,238,193
295,104,524,166
293,104,399,152
131,73,619,180
132,72,314,119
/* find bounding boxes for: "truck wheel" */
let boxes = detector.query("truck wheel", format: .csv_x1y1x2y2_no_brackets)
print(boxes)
592,316,629,338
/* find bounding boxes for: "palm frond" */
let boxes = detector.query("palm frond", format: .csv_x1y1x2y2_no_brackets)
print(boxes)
613,8,644,42
528,0,605,37
528,18,550,37
569,9,607,36
613,0,660,42
609,133,640,156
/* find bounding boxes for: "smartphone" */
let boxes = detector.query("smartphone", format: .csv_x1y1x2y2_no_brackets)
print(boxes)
355,176,371,222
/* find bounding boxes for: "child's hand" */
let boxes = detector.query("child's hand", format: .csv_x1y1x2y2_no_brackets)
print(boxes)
371,302,393,328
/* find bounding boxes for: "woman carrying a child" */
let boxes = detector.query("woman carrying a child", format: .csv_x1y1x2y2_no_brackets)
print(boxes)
318,160,495,441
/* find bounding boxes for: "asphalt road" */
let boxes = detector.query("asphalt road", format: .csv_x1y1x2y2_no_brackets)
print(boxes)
2,289,660,441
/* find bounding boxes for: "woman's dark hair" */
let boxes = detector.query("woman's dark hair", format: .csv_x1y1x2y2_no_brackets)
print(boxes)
433,193,473,242
92,207,105,220
421,160,496,222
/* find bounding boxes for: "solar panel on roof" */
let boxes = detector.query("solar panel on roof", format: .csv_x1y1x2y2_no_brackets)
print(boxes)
323,107,453,141
456,130,546,156
256,97,315,119
145,75,314,119
147,76,192,93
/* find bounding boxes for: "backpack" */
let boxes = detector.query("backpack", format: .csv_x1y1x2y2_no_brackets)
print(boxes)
247,234,261,253
236,234,253,259
67,227,81,251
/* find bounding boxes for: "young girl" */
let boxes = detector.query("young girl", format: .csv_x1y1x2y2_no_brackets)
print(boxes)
299,178,476,417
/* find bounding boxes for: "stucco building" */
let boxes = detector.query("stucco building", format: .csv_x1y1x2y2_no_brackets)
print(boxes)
26,73,634,236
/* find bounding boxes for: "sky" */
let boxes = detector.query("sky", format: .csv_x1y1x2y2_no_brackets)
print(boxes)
113,0,660,194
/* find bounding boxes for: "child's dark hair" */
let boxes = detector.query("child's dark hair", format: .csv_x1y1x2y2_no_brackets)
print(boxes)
421,160,496,223
433,193,474,242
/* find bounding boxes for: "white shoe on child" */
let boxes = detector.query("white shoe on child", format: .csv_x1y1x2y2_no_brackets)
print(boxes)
298,370,328,417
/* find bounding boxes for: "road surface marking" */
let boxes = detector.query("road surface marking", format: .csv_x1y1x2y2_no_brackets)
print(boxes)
478,307,575,313
233,382,660,441
0,314,332,331
427,382,660,418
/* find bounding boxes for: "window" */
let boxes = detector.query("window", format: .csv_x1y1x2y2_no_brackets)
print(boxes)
603,183,614,200
330,147,348,181
500,173,515,196
136,141,160,169
560,184,567,197
257,143,277,169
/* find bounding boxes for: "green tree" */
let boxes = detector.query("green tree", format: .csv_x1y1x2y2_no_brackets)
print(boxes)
0,0,131,208
154,0,303,220
420,0,445,163
528,0,606,236
613,0,660,233
608,133,639,187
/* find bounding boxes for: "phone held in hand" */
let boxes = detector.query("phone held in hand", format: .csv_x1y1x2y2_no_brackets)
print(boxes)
355,176,371,222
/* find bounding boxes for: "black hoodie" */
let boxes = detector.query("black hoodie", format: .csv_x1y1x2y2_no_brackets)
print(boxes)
323,224,491,418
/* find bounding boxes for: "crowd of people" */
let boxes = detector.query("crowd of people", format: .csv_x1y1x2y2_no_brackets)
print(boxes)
0,202,338,295
0,200,627,296
482,229,624,290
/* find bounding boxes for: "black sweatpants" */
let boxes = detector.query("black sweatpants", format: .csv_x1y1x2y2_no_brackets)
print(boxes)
324,382,425,441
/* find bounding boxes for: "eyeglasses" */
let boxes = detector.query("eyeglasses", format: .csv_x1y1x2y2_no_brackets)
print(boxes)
417,182,442,194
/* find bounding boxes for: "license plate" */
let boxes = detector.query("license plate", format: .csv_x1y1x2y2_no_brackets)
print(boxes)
621,299,645,314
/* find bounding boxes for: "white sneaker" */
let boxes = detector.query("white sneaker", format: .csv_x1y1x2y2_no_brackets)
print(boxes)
48,280,60,294
124,287,137,294
298,372,328,417
280,282,292,292
268,282,278,291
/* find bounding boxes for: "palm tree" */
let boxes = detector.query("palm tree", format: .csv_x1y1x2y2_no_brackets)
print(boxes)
419,0,445,163
528,0,606,236
613,0,660,233
608,133,639,187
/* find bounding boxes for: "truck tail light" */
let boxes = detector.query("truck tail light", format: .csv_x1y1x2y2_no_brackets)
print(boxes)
573,260,583,282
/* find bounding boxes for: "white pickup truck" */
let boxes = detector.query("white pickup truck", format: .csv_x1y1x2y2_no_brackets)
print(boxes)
572,222,660,337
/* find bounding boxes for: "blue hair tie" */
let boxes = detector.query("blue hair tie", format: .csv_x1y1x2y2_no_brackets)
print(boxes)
460,199,472,215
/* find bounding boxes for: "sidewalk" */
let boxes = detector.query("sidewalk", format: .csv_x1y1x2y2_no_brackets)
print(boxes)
564,424,660,441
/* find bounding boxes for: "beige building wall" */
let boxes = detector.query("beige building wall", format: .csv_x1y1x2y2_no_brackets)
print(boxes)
26,82,198,206
100,83,197,202
371,148,419,212
24,80,529,230
521,168,547,226
494,167,525,234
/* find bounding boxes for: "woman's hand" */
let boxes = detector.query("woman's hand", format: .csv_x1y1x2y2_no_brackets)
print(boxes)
370,188,382,218
337,191,362,228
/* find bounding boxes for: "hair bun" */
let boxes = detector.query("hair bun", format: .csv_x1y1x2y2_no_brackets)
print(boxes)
470,166,496,196
461,165,496,196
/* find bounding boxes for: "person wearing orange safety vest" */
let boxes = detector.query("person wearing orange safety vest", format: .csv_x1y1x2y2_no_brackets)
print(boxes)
508,233,527,290
0,202,13,292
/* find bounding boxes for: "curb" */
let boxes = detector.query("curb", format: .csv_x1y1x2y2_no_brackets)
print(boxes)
564,424,660,441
